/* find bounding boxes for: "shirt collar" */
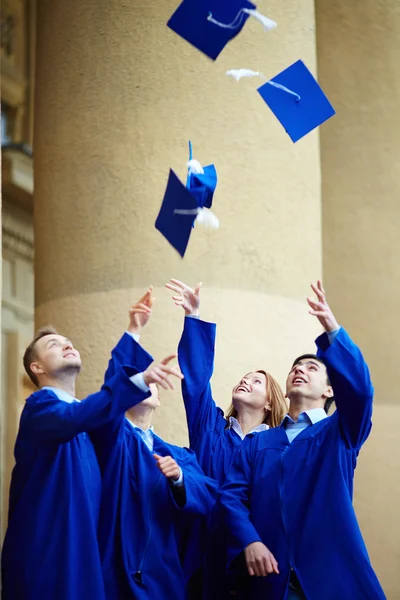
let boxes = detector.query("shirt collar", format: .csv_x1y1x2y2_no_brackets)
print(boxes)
41,386,79,404
229,416,269,440
125,418,154,435
281,407,328,427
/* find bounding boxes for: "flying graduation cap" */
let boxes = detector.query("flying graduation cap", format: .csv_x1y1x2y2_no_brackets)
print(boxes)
167,0,276,61
155,142,219,258
226,60,336,142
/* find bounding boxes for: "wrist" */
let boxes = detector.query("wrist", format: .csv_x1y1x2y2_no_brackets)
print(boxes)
127,326,140,335
185,308,200,317
325,321,340,333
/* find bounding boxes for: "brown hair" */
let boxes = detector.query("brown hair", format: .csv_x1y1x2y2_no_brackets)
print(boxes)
23,326,59,387
226,370,287,428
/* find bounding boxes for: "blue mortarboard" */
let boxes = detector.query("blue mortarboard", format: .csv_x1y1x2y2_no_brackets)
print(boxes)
257,60,335,142
167,0,276,61
155,143,219,258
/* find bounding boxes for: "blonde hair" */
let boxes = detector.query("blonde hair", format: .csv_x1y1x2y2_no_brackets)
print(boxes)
226,370,287,428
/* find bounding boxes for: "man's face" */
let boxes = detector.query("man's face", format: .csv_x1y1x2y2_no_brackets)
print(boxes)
31,334,81,380
232,372,269,411
286,358,332,403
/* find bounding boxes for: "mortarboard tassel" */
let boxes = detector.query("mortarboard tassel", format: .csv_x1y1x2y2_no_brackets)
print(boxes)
182,141,220,229
226,69,301,101
207,8,276,32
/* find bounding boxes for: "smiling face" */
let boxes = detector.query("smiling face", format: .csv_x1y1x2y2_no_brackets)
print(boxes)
29,334,82,384
286,356,333,406
232,371,270,412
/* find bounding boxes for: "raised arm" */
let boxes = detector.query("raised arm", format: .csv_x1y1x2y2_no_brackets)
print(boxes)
219,437,278,577
308,280,374,449
166,279,225,446
23,356,183,445
104,287,155,383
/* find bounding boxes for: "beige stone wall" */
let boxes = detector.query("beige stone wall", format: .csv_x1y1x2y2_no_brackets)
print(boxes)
316,1,400,597
34,0,322,441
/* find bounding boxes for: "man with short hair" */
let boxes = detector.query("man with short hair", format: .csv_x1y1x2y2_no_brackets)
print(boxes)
220,281,386,600
1,295,182,600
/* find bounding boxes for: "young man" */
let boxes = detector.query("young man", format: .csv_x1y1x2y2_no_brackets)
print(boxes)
1,296,181,600
220,281,386,600
92,288,218,600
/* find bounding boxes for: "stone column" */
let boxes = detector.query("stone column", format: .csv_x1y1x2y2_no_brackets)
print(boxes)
34,0,322,444
316,1,400,596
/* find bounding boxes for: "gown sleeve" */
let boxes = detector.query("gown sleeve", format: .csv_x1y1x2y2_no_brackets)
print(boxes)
316,327,374,450
178,317,226,447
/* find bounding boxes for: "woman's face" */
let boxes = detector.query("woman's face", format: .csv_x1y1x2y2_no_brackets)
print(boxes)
231,371,270,412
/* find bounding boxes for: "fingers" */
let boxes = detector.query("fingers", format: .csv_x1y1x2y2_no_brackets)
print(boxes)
136,286,153,304
144,359,183,390
310,281,325,303
153,454,180,479
245,543,279,578
160,353,178,366
194,282,203,295
270,555,279,575
130,302,152,314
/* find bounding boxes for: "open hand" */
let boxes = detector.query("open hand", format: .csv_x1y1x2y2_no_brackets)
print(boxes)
307,280,339,333
165,279,202,317
153,453,181,482
245,541,279,577
128,286,155,334
143,354,183,390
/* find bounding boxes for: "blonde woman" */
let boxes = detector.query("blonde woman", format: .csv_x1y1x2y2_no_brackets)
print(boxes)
166,279,287,599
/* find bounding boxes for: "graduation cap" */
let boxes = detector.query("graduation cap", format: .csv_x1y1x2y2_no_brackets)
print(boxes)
155,142,219,258
167,0,277,61
226,60,335,142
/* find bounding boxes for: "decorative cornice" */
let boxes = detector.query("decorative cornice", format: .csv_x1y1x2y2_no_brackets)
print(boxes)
2,224,34,260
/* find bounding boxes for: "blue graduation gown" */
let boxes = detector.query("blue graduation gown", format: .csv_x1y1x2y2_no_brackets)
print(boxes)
1,362,150,600
177,316,246,481
178,316,252,598
95,418,217,600
219,328,387,600
93,332,218,600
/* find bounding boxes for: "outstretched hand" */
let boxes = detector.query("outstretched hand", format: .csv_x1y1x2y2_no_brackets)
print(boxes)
128,286,155,334
307,280,339,333
143,354,183,390
165,279,202,317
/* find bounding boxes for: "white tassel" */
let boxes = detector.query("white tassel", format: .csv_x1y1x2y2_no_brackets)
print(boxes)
242,9,277,31
173,207,220,229
187,159,204,175
196,208,220,229
207,8,276,32
226,69,263,82
226,69,301,101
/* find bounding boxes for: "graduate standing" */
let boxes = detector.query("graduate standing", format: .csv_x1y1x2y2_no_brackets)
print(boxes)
92,289,218,600
165,278,287,598
219,281,387,600
1,308,167,600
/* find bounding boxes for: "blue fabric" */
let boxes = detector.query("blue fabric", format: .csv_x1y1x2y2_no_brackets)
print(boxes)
257,59,335,143
167,0,256,61
219,328,386,600
1,361,152,600
155,169,199,257
93,332,217,600
178,316,249,598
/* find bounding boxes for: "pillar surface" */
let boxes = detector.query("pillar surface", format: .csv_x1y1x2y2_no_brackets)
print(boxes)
34,0,322,442
316,1,400,596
